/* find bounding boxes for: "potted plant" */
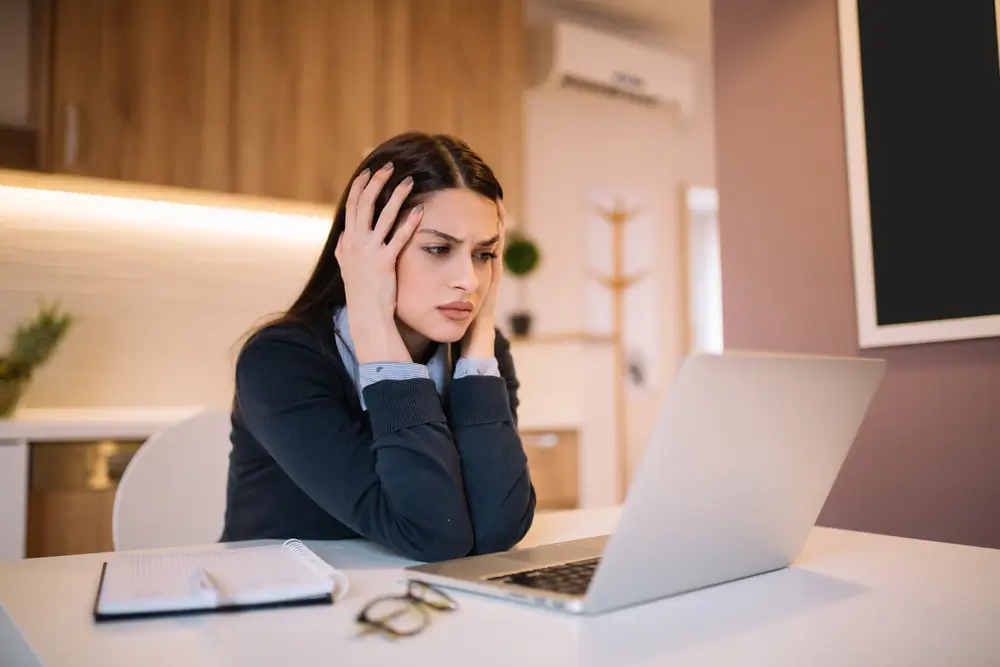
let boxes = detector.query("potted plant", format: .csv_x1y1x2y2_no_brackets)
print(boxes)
503,231,541,337
0,301,74,418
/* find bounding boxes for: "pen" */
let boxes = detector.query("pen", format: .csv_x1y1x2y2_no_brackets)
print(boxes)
190,567,223,599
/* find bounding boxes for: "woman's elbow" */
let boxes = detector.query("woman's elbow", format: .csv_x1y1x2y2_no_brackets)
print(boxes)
471,532,519,556
472,498,536,555
395,519,475,563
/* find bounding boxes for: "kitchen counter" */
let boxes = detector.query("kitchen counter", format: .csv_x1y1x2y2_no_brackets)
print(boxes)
0,406,206,562
0,396,593,562
0,406,206,443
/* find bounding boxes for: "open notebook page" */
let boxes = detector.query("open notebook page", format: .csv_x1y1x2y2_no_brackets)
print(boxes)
97,544,335,616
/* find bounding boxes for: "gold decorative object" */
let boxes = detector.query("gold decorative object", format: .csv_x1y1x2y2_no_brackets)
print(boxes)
588,198,647,502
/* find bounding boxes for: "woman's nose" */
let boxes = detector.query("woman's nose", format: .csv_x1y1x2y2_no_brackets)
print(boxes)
450,256,479,293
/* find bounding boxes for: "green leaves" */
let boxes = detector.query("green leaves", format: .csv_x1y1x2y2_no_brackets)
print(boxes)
2,300,74,380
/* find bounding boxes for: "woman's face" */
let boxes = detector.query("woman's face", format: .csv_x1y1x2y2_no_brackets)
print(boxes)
395,188,500,344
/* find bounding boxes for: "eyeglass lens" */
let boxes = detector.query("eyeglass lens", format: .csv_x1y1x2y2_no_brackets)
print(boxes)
357,581,458,638
359,597,428,637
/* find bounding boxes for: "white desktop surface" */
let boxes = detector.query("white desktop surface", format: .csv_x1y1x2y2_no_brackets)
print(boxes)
1,507,998,667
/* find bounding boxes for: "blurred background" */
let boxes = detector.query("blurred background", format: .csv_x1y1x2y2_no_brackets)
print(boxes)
0,0,997,560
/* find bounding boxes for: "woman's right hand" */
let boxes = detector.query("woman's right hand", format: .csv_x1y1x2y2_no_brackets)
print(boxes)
335,162,424,364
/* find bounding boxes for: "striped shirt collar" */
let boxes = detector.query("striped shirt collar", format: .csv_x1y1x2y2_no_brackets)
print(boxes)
332,307,450,409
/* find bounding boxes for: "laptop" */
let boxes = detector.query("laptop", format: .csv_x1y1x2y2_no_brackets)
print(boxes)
405,350,887,615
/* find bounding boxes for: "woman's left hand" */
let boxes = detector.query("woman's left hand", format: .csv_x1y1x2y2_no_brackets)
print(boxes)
461,198,507,358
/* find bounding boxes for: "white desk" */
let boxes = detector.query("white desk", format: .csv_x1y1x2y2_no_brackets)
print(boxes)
1,507,998,666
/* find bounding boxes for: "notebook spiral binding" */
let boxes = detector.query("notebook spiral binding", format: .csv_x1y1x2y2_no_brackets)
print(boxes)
282,539,334,575
282,539,351,601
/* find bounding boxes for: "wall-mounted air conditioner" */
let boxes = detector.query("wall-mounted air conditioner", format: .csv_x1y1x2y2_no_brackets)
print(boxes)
526,20,695,116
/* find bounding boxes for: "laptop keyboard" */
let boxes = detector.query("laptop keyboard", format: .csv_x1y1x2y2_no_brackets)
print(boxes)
489,557,601,596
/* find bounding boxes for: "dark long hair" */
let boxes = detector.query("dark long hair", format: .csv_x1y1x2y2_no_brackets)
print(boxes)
247,132,503,347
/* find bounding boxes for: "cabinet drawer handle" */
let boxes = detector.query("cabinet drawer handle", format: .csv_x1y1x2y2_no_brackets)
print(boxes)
527,433,559,449
64,104,79,166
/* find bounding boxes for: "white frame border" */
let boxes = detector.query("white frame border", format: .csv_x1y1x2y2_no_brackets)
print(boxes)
837,0,1000,348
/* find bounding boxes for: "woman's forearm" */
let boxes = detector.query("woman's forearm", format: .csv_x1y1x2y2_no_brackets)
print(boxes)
447,375,536,553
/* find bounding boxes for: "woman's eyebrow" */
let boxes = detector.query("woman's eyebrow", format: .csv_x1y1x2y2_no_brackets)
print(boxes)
418,229,461,243
418,230,500,247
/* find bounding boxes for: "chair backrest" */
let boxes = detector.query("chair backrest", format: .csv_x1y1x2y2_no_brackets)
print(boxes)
112,408,233,551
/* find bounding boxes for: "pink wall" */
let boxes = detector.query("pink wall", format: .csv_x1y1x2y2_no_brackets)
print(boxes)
713,0,1000,548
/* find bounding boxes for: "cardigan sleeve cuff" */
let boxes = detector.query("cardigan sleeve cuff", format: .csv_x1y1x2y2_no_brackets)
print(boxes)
447,375,513,427
363,378,447,439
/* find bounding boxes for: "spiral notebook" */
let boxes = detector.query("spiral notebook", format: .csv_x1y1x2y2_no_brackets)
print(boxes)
93,539,350,621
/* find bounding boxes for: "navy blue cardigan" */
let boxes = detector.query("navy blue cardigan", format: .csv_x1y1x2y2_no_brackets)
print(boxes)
221,314,536,562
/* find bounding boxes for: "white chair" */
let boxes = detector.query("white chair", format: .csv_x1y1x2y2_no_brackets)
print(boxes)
112,408,233,551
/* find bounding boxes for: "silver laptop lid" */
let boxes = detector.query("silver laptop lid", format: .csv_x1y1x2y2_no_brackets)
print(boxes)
582,350,886,613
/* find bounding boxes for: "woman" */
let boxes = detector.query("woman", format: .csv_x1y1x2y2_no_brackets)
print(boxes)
222,132,536,562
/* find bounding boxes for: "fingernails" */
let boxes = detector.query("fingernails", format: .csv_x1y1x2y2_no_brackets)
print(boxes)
380,162,394,173
401,176,413,188
358,168,370,179
413,204,424,217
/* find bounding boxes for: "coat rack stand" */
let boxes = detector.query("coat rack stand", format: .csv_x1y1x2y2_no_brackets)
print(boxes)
588,198,646,502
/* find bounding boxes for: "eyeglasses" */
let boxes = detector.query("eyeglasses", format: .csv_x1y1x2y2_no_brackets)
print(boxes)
356,580,458,639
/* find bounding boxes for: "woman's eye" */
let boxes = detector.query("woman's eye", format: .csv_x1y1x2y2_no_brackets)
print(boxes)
423,246,496,261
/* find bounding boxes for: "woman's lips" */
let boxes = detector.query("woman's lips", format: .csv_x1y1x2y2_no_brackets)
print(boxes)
438,302,473,321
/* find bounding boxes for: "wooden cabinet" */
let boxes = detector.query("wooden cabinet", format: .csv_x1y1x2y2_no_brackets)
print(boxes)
35,0,523,211
44,0,233,191
229,0,387,204
26,439,142,558
230,0,523,210
379,0,524,217
522,429,579,511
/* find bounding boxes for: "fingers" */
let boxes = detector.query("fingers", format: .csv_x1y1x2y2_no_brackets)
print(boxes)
384,204,424,259
487,199,506,293
349,162,394,237
494,198,507,257
345,169,371,235
372,175,414,244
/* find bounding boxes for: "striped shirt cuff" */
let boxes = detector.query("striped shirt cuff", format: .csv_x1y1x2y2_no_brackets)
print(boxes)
359,362,430,389
358,362,430,411
455,357,500,378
